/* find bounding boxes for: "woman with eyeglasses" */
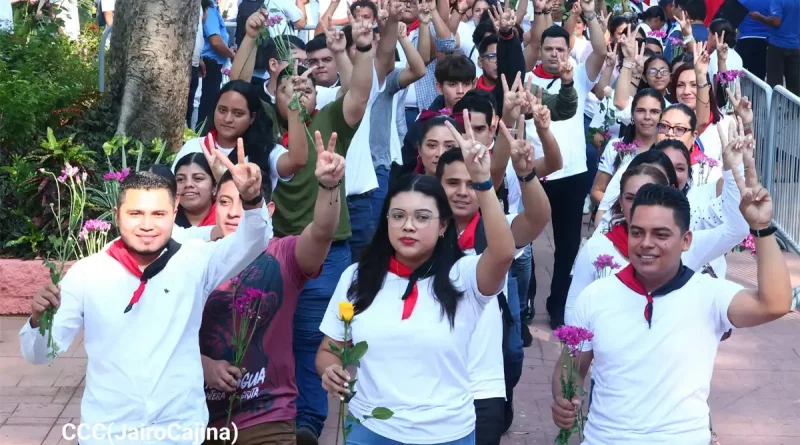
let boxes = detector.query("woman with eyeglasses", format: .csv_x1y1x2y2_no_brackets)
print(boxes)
315,135,516,443
591,88,666,210
566,137,750,323
613,32,672,129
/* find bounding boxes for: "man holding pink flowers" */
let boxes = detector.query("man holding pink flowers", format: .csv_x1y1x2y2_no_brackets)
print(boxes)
551,146,792,444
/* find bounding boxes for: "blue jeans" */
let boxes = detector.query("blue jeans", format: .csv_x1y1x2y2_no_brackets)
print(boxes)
348,193,374,263
369,166,390,224
510,245,532,314
294,241,351,435
345,422,475,445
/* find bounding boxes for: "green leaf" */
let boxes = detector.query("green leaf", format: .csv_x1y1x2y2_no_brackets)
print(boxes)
343,389,357,403
348,341,368,363
345,412,360,424
369,407,394,420
328,340,341,354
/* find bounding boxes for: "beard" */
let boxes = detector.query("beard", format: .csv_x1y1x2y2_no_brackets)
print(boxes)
119,232,171,259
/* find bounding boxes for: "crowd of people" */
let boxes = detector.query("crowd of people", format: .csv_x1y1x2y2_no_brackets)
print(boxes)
17,0,798,444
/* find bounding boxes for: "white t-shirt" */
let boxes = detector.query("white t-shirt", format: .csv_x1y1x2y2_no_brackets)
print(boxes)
193,7,205,67
100,0,115,12
239,0,303,35
709,48,744,81
571,272,743,445
171,137,292,193
505,161,522,214
525,62,600,181
319,255,502,443
345,63,383,196
571,38,592,65
462,213,519,401
597,138,642,177
457,21,482,78
315,85,341,111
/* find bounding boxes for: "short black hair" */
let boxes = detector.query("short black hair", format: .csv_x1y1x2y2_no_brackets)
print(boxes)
710,18,736,47
663,103,698,132
631,183,691,233
683,0,707,21
452,89,497,121
435,54,476,84
305,34,328,54
262,35,305,71
119,171,176,206
540,25,570,47
477,34,499,56
641,5,666,23
473,19,496,47
217,170,273,203
350,0,378,18
202,0,212,11
435,148,465,179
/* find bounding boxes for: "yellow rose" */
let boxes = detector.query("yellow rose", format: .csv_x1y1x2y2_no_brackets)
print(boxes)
339,302,355,322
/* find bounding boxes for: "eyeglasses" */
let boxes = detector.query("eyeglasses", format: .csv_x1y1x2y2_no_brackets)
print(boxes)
656,122,691,137
481,53,498,62
647,67,670,77
387,209,439,229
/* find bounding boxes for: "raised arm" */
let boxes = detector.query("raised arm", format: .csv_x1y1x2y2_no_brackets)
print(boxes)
524,0,551,72
343,11,376,128
295,132,344,275
693,41,712,131
376,0,403,82
201,141,273,293
326,27,353,97
417,0,434,65
447,112,516,296
397,22,429,87
726,140,792,328
579,0,607,80
229,9,265,83
530,100,564,177
277,68,314,177
613,31,643,112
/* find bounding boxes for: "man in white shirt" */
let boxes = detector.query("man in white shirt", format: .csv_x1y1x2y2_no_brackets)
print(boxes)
100,0,114,25
524,0,606,330
20,154,273,445
552,158,793,444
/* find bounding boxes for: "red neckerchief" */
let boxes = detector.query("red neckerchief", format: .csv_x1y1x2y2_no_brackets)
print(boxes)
406,19,420,35
106,239,181,313
532,63,559,80
457,213,481,250
475,76,494,92
198,203,217,227
605,224,629,259
616,263,695,329
281,110,318,147
390,257,417,320
689,122,712,165
203,130,218,154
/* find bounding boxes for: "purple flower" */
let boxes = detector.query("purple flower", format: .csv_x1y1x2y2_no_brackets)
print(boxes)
706,158,719,168
103,168,131,182
553,325,594,355
440,108,453,116
232,287,265,317
648,30,666,39
592,254,621,271
58,162,80,183
613,141,638,156
78,219,111,241
267,15,284,26
668,36,683,47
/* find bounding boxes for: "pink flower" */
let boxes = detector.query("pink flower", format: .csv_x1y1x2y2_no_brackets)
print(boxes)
440,108,452,116
78,219,111,241
267,15,284,26
553,325,594,355
103,168,130,182
231,287,265,317
740,234,757,255
648,30,667,39
668,36,684,47
592,254,621,271
612,140,638,156
58,162,80,183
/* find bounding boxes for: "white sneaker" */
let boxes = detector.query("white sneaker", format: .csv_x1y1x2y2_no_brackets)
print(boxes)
583,195,591,215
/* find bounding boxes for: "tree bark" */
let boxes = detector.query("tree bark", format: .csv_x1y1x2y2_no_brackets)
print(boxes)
107,0,199,151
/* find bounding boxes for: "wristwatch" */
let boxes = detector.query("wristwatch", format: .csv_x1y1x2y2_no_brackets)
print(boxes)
750,225,777,238
356,43,373,53
470,179,494,191
241,193,263,207
517,169,538,183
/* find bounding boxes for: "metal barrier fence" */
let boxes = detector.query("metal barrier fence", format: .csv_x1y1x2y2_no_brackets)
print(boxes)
740,71,772,185
98,25,112,93
766,85,800,256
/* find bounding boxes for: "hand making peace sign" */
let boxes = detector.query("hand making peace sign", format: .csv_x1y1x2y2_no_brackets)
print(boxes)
731,136,772,230
445,110,492,184
314,131,345,188
214,138,263,202
199,132,228,182
500,115,536,177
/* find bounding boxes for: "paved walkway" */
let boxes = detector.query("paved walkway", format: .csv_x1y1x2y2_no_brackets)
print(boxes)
1,223,800,445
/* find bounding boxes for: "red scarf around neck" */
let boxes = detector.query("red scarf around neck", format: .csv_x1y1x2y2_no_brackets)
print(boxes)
605,223,629,259
203,130,218,154
406,19,420,35
390,257,417,320
475,76,495,92
106,239,180,313
281,110,319,148
198,203,217,227
615,264,655,327
532,63,559,80
457,213,481,250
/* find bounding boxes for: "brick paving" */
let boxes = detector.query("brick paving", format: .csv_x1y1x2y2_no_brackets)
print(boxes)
1,223,800,445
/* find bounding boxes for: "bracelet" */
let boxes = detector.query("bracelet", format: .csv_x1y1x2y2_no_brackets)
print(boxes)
469,179,494,191
750,225,777,238
319,180,341,191
561,80,574,88
241,193,263,206
696,81,710,89
583,12,597,22
743,122,754,130
517,169,538,183
683,35,695,44
622,60,636,70
356,43,373,53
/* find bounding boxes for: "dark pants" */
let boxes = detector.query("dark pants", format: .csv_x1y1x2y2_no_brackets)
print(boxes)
583,114,600,195
511,245,532,315
198,58,223,133
542,172,590,323
294,241,351,436
369,166,391,223
736,38,768,81
474,397,506,445
503,276,524,432
766,44,800,96
187,66,200,129
347,192,375,263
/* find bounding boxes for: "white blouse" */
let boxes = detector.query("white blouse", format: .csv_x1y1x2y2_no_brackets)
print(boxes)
567,167,749,323
319,255,502,444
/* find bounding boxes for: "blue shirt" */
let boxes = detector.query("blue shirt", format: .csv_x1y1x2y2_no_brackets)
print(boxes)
202,1,230,64
664,24,708,61
739,0,772,39
768,0,800,49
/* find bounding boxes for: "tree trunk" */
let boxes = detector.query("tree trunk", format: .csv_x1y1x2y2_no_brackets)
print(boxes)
107,0,199,152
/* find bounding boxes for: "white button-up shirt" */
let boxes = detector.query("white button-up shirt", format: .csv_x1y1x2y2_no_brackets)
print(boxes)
19,206,273,445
